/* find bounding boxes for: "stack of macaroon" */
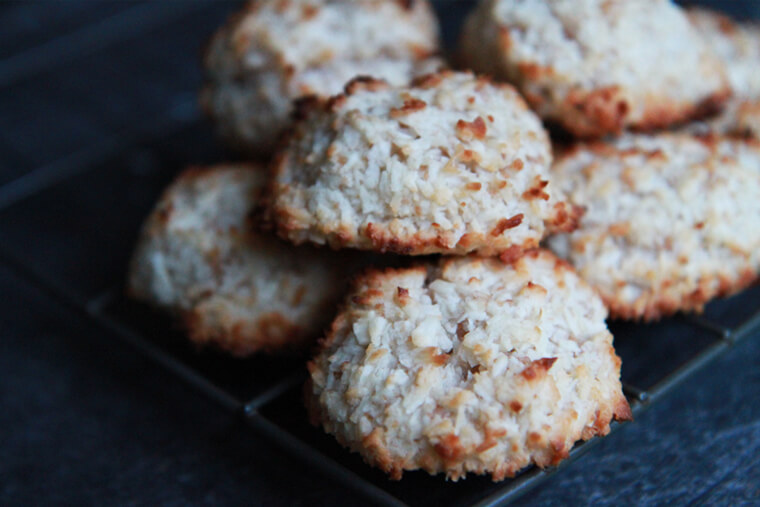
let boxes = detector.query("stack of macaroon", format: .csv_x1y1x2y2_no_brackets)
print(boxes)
127,0,760,481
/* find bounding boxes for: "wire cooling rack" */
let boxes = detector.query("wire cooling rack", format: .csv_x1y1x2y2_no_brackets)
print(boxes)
0,1,758,506
1,115,759,507
3,219,759,507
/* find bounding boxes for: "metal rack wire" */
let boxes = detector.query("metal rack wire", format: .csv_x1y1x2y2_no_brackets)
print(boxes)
7,237,760,506
0,2,758,505
0,116,757,506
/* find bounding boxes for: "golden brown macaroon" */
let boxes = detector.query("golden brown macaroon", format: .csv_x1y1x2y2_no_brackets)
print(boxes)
459,0,731,138
269,71,579,256
548,134,760,320
307,250,631,480
202,0,443,155
127,164,357,356
684,9,760,140
687,7,760,100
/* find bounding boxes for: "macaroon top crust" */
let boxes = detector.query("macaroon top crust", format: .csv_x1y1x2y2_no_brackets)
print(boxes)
270,71,579,256
459,0,730,137
307,250,631,480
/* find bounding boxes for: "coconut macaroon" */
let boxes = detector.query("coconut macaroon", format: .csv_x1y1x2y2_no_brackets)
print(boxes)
307,250,631,481
269,72,580,256
459,0,730,138
127,164,352,356
201,0,442,155
687,8,760,100
684,9,760,141
548,134,760,321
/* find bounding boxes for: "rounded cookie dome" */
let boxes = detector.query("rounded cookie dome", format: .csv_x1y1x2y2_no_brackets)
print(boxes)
128,164,356,355
202,0,442,155
459,0,730,137
307,250,631,480
270,71,579,256
548,133,760,320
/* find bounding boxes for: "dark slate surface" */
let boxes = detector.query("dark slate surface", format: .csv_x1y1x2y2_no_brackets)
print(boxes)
0,1,759,506
1,261,758,506
514,338,760,506
0,263,358,507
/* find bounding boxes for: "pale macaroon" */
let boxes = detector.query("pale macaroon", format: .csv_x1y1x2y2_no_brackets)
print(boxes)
269,71,580,256
201,0,442,155
687,7,760,100
686,9,760,140
127,164,353,356
459,0,730,138
307,250,631,481
548,134,760,321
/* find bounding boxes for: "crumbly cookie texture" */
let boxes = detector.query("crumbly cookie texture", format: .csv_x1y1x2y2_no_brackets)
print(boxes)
307,250,631,481
201,0,442,155
728,101,760,139
459,0,730,138
127,164,352,356
269,71,579,256
687,7,760,100
687,99,760,140
548,134,760,321
684,9,760,141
